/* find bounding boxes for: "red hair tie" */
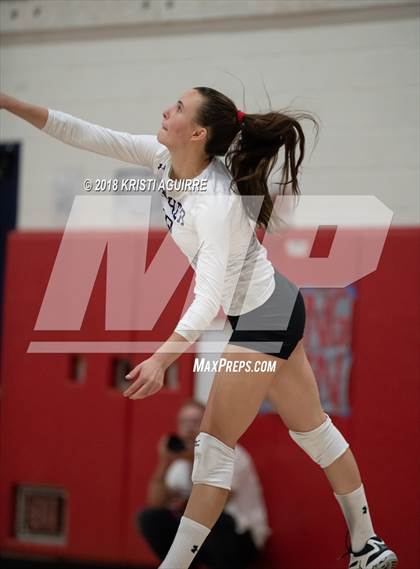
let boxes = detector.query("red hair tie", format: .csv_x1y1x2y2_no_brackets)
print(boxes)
236,109,246,124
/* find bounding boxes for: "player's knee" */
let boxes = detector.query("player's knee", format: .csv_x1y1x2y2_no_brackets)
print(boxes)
288,412,349,468
191,432,236,490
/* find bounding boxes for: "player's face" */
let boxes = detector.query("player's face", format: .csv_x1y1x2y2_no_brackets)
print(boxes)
158,89,208,151
176,404,204,448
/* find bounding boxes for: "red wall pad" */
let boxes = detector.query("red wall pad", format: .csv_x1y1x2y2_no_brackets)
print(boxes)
0,228,418,568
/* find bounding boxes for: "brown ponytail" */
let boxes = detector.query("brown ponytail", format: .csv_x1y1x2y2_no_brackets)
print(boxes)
193,86,320,230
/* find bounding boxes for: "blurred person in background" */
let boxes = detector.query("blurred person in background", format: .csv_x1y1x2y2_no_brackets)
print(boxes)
137,399,270,569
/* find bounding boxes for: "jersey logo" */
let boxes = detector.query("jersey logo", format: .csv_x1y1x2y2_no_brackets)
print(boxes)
162,188,185,230
164,214,173,232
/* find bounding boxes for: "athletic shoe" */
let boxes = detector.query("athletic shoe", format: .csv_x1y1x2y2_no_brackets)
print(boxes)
338,530,398,568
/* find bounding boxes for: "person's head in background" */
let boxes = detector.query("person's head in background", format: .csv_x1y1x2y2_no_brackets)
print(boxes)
176,399,205,451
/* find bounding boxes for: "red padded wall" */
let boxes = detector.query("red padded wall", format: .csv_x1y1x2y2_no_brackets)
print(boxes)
0,231,195,566
240,227,420,569
0,228,419,568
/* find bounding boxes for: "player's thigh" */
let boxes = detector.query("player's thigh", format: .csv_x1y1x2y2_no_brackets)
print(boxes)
266,339,325,432
200,344,285,447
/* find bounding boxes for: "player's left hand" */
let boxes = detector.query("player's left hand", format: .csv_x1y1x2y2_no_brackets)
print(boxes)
123,357,166,400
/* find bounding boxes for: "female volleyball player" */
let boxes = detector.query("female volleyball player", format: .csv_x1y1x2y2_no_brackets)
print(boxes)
1,88,398,569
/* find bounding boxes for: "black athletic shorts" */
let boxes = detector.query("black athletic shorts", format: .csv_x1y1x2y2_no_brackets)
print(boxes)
226,270,306,360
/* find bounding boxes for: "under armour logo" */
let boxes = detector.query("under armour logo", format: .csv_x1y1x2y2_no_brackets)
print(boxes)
191,545,198,553
157,162,166,171
194,439,200,447
362,506,367,514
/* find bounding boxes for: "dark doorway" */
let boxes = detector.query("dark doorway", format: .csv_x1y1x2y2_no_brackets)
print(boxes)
0,143,20,374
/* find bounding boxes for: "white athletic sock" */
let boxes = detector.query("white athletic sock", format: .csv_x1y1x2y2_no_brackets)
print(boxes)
334,483,375,553
159,515,211,569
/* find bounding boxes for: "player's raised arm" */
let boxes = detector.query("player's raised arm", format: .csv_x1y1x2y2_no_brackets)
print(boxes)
0,92,48,129
0,92,166,170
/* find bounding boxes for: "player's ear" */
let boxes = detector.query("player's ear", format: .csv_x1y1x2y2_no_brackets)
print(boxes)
191,125,208,143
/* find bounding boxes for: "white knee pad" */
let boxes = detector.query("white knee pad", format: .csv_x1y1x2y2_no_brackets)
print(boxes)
288,413,349,468
191,432,236,490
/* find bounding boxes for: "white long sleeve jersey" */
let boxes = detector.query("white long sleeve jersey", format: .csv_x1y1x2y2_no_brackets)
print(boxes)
42,109,275,343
